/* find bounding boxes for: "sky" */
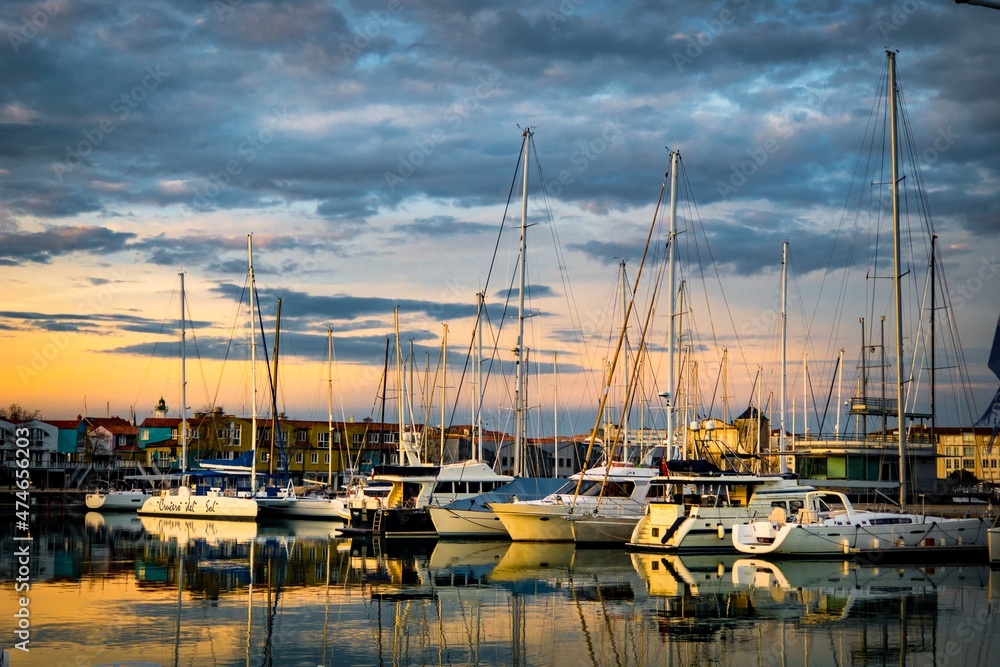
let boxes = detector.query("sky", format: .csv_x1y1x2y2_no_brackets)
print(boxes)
1,0,999,438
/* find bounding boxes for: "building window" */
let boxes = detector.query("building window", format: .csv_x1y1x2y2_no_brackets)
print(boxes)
332,431,341,444
297,430,308,443
295,452,304,464
311,453,318,464
318,432,330,448
218,425,241,447
352,433,364,445
384,432,397,444
261,451,270,462
141,429,150,440
324,453,330,464
368,432,380,444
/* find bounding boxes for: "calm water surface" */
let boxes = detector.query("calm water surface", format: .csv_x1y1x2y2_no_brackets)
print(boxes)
2,512,999,666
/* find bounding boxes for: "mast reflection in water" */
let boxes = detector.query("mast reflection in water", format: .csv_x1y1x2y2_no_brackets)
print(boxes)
1,514,998,666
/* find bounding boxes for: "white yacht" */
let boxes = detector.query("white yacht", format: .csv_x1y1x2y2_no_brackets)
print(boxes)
628,470,814,552
488,447,669,543
346,460,513,537
731,490,989,557
85,480,153,511
138,470,258,521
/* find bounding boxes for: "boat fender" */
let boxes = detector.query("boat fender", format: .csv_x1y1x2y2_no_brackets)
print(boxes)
717,524,725,540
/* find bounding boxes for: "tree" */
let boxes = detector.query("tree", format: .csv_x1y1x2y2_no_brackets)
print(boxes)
0,403,40,421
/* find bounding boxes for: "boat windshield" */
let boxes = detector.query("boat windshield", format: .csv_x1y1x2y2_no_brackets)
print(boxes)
552,479,607,497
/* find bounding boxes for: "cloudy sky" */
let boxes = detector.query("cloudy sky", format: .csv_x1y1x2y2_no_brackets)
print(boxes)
1,0,998,437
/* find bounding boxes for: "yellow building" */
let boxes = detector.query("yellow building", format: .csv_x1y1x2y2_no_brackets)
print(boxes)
936,427,1000,488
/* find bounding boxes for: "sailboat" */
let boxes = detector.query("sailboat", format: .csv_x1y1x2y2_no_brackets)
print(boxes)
138,263,259,520
489,145,679,544
628,240,817,553
84,478,152,511
345,308,514,536
732,52,989,560
256,329,353,520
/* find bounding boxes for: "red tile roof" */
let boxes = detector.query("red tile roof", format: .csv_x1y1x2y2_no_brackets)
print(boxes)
139,417,182,428
44,419,83,429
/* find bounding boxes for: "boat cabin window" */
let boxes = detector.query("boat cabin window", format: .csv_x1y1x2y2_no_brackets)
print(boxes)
648,481,683,501
814,493,848,513
554,479,581,495
602,481,636,498
402,482,423,506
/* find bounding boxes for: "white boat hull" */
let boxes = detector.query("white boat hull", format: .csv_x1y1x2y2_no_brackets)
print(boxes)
630,503,760,552
428,506,509,537
85,490,150,511
990,527,1000,565
257,496,349,520
733,515,988,556
490,503,575,541
567,513,642,544
138,486,258,520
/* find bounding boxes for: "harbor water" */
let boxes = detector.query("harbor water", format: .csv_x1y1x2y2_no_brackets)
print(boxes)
2,511,999,666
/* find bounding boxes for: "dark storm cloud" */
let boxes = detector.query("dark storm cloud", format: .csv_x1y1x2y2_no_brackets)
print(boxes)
0,225,135,265
0,309,209,335
0,0,997,271
209,282,479,324
392,215,495,237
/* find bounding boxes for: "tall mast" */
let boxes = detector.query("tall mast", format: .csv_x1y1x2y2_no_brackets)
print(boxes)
269,297,281,477
514,128,530,477
394,307,405,465
779,240,788,474
179,271,187,474
930,234,937,445
888,50,907,507
666,150,679,458
327,327,334,486
553,351,559,478
476,292,484,462
620,259,630,463
835,348,844,437
248,234,257,490
440,323,447,463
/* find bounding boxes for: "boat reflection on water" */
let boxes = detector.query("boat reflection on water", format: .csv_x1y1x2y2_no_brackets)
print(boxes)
631,550,994,664
7,515,998,666
84,510,144,535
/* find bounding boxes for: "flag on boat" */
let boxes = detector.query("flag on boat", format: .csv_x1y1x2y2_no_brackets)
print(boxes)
975,386,1000,453
977,311,1000,452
